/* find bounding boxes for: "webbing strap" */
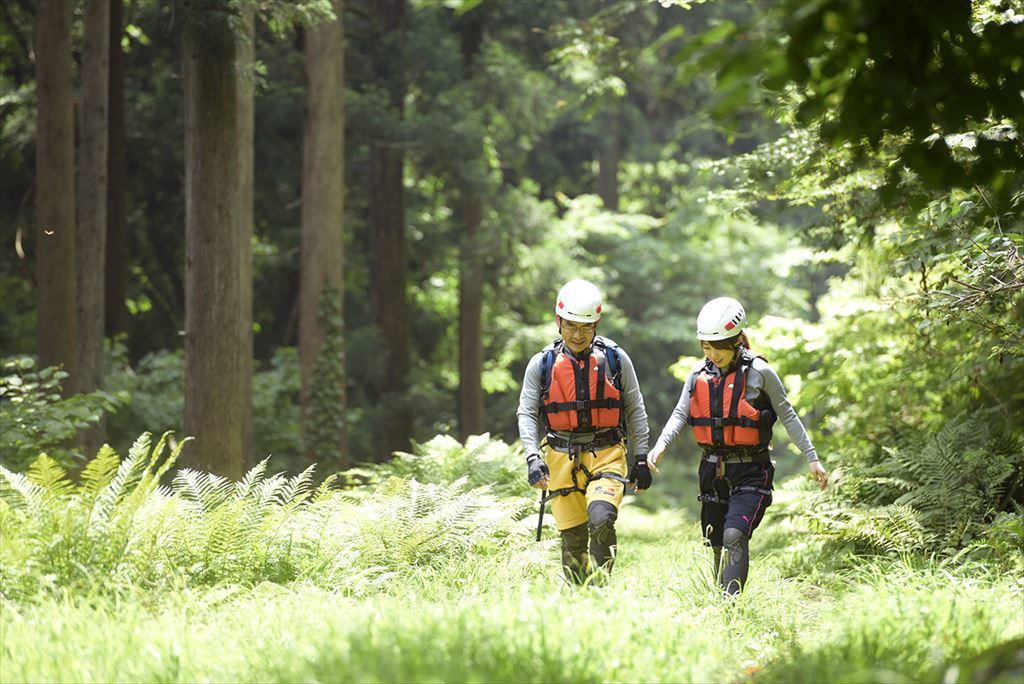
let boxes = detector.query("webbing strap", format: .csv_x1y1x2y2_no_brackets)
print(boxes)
689,415,761,428
542,397,624,414
732,485,772,496
702,449,771,464
728,357,748,426
544,428,623,451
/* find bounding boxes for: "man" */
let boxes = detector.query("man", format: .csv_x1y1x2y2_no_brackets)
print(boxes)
516,279,652,584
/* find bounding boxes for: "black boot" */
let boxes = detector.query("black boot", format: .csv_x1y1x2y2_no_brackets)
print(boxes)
560,523,589,584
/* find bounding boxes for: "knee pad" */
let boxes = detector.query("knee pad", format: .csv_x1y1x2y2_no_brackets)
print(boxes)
587,501,618,546
722,527,748,563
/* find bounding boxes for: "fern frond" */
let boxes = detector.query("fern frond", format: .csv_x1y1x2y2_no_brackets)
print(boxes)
26,454,74,499
234,459,270,500
0,465,43,510
79,446,121,499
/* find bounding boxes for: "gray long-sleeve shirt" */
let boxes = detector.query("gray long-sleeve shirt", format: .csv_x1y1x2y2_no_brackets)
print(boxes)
653,356,820,462
517,336,650,458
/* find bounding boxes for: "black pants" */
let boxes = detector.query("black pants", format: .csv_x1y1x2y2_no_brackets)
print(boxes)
699,458,774,547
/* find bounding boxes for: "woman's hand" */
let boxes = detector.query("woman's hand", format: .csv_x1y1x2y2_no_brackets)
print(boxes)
648,445,665,473
809,460,828,490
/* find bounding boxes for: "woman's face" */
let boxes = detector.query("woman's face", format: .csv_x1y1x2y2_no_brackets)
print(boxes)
701,341,735,370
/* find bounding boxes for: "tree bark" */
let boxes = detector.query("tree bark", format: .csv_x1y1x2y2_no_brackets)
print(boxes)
77,0,111,456
597,106,620,211
458,198,485,439
300,0,347,465
105,0,127,338
182,0,243,479
368,0,411,461
457,13,485,440
34,0,76,382
238,4,255,469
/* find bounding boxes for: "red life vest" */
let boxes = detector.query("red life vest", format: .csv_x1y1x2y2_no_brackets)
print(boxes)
688,350,775,448
540,339,623,432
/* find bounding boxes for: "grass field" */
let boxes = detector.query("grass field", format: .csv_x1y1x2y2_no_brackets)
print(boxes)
4,495,1022,684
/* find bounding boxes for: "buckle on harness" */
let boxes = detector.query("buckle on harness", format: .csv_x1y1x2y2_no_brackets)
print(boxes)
710,417,725,428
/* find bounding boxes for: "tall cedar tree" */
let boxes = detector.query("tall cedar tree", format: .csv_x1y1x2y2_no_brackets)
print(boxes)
368,0,411,461
34,0,76,381
300,0,347,464
457,12,485,439
105,0,127,338
182,0,244,478
77,0,110,455
238,4,255,467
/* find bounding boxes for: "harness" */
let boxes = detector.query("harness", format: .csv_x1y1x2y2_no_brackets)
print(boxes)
696,448,773,504
534,337,629,541
534,431,630,542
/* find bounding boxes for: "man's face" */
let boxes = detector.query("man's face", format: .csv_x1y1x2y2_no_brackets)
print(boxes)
559,317,597,354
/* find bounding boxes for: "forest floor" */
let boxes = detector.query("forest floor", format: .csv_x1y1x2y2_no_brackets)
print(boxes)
3,483,1022,684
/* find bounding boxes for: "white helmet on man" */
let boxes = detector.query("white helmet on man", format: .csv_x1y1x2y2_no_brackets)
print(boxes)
696,297,746,341
555,279,603,323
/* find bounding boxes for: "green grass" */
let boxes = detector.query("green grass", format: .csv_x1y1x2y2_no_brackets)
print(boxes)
3,500,1021,683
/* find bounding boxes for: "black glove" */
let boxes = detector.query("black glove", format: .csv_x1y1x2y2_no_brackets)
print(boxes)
629,455,652,491
526,454,549,487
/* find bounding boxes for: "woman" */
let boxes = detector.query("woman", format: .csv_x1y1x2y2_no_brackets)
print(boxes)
648,297,828,594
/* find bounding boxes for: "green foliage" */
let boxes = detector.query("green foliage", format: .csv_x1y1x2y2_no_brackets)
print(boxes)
252,346,303,468
0,432,528,601
2,503,1021,684
0,432,184,598
365,433,533,501
0,357,124,470
682,0,1024,198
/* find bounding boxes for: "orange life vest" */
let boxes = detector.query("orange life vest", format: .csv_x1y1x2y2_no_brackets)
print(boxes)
688,350,775,448
540,339,623,433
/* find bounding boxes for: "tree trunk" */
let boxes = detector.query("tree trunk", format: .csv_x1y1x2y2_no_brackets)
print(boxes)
238,4,254,469
597,106,620,211
368,0,411,462
34,0,76,383
182,0,243,479
105,0,127,338
77,0,110,456
458,198,485,439
300,0,347,467
457,13,485,440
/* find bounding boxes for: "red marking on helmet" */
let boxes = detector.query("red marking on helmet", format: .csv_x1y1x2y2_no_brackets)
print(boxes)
596,304,602,313
724,321,735,330
558,300,564,309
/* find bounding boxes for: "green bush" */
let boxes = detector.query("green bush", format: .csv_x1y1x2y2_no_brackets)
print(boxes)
0,357,123,470
0,432,529,600
360,433,534,501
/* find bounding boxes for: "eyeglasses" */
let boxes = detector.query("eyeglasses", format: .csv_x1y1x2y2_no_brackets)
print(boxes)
562,322,597,335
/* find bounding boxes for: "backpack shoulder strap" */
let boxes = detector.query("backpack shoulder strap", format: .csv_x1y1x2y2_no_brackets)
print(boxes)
594,337,623,390
538,339,562,401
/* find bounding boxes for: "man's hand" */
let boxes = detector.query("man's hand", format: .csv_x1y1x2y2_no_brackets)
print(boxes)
527,454,549,489
629,455,653,492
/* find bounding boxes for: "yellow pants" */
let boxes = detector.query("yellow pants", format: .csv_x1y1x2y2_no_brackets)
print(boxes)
542,442,628,530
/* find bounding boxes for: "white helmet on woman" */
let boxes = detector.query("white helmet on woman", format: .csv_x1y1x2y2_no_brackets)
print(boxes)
696,297,746,340
555,279,603,323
